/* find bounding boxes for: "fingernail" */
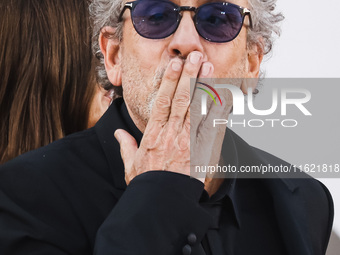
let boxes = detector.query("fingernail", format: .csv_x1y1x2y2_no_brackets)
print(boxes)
114,130,121,143
190,52,202,65
172,61,182,71
201,63,212,77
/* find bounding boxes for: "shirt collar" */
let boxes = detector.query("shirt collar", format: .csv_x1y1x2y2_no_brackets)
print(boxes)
200,128,242,228
95,98,143,190
198,127,300,230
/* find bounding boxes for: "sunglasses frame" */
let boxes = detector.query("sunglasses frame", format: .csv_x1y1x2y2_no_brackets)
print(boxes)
118,0,253,43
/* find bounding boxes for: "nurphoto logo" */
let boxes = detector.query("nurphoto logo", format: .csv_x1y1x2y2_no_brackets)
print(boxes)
199,83,312,128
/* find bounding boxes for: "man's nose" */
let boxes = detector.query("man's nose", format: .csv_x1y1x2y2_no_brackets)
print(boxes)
167,13,204,59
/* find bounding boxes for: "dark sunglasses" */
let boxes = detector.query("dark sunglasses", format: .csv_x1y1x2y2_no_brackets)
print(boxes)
118,0,252,43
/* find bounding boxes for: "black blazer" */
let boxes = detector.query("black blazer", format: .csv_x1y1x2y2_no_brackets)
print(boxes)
0,98,333,255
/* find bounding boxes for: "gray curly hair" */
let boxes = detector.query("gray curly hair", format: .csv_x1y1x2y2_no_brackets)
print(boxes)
89,0,284,96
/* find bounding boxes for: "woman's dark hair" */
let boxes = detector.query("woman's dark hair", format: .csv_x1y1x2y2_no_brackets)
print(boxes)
0,0,97,163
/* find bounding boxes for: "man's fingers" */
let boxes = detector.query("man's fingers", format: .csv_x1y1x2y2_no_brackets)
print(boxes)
190,62,215,102
188,63,214,130
114,129,138,178
169,52,204,122
148,59,183,124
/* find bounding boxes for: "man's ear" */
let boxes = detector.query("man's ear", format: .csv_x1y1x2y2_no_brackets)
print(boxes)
241,42,264,94
99,26,122,87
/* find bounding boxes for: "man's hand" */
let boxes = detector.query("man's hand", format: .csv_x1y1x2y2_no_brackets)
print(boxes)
115,51,232,187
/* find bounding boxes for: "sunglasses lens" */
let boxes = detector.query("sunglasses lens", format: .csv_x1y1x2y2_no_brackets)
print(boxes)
196,3,243,42
132,1,178,39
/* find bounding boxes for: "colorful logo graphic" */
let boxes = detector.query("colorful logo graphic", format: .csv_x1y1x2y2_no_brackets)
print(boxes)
196,82,222,106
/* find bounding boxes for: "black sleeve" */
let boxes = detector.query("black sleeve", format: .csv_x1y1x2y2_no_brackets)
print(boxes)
94,171,212,255
0,166,211,255
0,189,71,255
0,165,92,255
293,178,334,255
318,181,334,255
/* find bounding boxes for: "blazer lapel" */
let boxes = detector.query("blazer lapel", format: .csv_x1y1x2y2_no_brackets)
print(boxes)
263,178,312,255
94,98,143,191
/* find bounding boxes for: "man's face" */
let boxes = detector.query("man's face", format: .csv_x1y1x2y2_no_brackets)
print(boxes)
112,0,259,132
